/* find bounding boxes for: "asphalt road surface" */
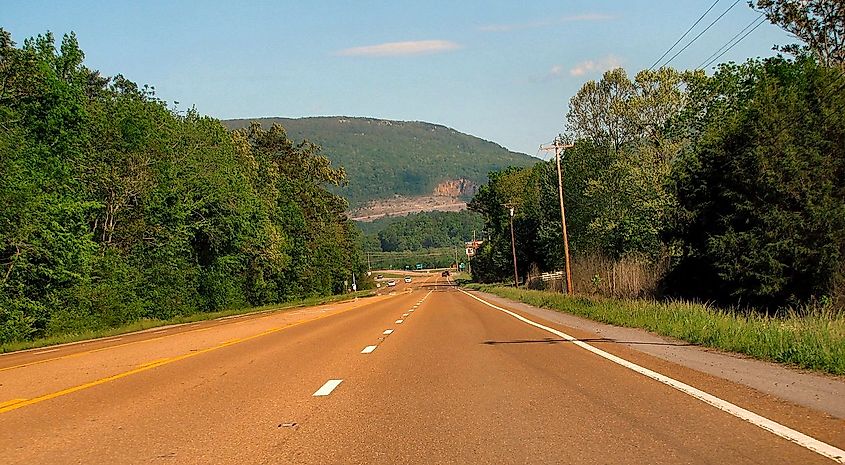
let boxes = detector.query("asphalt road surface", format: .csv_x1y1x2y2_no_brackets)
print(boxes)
1,275,843,464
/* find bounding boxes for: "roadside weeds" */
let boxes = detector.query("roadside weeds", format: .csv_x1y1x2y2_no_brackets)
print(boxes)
0,290,377,354
465,284,845,376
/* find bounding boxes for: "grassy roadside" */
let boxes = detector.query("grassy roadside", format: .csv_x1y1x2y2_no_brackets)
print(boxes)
465,284,845,375
0,290,377,354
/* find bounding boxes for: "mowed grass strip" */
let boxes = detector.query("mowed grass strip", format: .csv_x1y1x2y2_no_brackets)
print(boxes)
0,290,376,354
466,285,845,375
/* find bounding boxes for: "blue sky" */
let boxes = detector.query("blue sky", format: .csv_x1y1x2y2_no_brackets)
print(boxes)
6,0,793,157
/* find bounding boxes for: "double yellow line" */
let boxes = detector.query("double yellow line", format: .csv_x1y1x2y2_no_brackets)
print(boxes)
0,295,383,374
0,294,397,415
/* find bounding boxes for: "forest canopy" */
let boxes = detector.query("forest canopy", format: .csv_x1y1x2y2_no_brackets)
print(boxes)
0,30,368,344
470,56,845,310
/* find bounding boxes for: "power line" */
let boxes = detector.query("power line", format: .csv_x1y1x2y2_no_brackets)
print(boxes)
649,0,722,70
701,17,767,69
660,0,742,69
698,14,766,69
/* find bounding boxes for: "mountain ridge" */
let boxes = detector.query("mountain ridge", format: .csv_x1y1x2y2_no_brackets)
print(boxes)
222,116,539,209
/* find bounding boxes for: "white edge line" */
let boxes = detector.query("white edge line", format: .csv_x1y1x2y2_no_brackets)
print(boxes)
361,345,377,354
460,290,845,464
383,329,394,335
313,379,343,396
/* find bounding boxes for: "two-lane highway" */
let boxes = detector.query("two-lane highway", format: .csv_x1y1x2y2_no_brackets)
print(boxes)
1,277,842,464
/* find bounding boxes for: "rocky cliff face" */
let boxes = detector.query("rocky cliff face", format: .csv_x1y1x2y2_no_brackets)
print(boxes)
433,178,478,197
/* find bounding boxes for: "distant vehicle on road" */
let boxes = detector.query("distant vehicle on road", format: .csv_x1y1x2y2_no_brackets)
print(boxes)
387,280,396,287
404,276,412,283
376,274,383,280
441,270,450,277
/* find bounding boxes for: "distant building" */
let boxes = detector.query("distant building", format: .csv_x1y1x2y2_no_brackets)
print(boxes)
465,240,483,257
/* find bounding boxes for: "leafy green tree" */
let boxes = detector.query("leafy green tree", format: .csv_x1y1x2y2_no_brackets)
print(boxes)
562,67,696,259
0,31,370,344
668,57,845,308
469,165,552,282
750,0,845,69
0,30,98,336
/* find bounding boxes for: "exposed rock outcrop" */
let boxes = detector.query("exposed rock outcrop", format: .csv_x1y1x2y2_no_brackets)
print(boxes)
433,178,478,197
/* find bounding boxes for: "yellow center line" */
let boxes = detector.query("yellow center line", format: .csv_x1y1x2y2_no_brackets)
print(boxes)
0,293,401,415
0,398,27,409
0,294,392,374
137,358,172,369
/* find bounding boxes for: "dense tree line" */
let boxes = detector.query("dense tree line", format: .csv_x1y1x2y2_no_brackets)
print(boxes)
470,2,844,311
0,31,367,344
355,210,484,252
668,56,845,308
366,248,461,271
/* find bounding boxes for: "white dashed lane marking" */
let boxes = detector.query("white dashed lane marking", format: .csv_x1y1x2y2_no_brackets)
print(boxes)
395,319,404,324
313,379,343,397
361,345,377,354
383,329,394,335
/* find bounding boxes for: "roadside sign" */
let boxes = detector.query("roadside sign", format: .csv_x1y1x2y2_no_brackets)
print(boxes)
415,263,423,270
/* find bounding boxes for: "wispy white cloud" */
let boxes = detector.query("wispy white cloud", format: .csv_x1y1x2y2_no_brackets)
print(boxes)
478,14,614,32
547,64,566,78
566,55,622,77
336,40,460,57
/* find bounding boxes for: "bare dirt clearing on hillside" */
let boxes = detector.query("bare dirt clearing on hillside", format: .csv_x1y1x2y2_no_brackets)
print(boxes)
348,195,467,222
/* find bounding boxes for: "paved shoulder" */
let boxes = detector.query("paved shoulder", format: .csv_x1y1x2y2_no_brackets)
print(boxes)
470,290,845,420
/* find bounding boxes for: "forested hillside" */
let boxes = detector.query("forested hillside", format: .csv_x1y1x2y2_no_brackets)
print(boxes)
0,31,368,344
223,117,538,207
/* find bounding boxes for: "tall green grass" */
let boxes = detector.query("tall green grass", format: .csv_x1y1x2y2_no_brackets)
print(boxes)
466,285,845,375
0,290,376,354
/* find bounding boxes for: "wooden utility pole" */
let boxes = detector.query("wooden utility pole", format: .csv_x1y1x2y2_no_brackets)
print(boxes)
540,137,575,295
507,205,519,287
